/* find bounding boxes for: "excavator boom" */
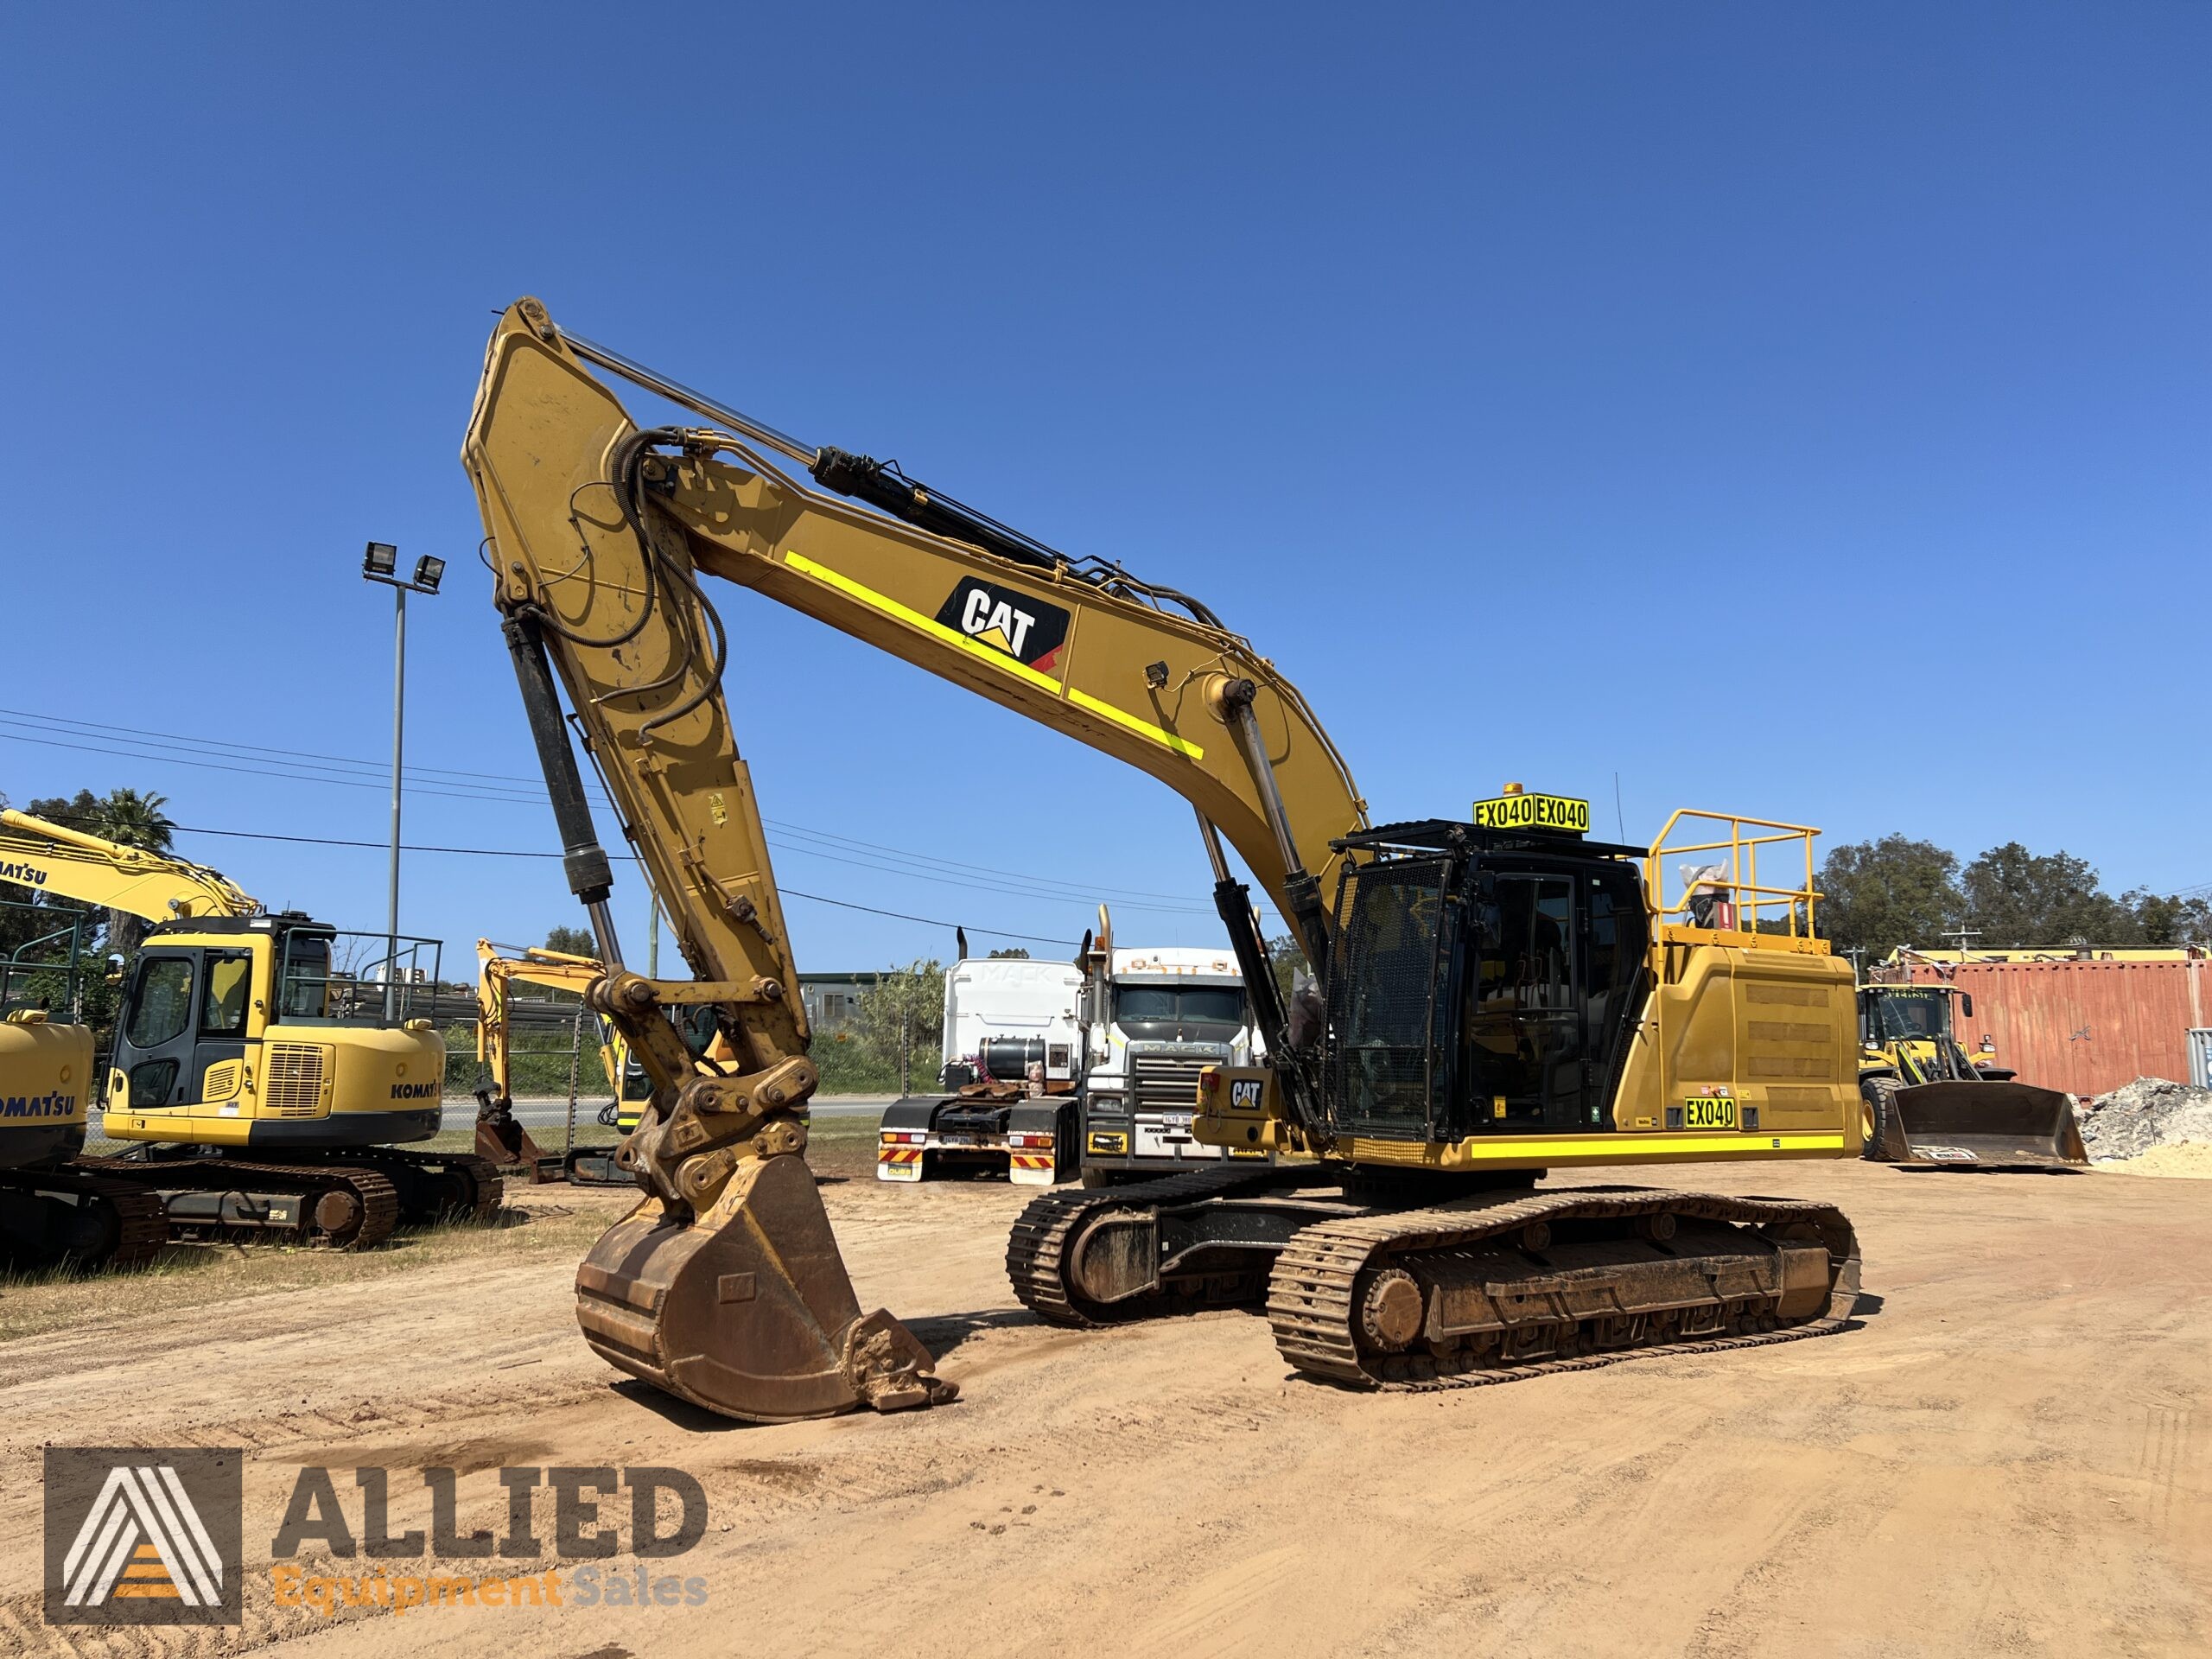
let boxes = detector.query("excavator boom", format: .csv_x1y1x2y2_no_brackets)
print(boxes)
0,809,258,921
466,298,1377,1421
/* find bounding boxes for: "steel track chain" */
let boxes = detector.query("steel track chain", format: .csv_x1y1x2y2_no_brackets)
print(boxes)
365,1148,506,1224
1006,1164,1299,1326
1,1170,170,1268
79,1156,404,1249
1266,1185,1862,1391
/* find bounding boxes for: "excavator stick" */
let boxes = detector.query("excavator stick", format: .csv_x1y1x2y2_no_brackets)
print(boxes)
574,1155,957,1422
1877,1079,2088,1169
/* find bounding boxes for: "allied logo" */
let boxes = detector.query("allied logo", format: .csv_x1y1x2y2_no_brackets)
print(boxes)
45,1448,243,1626
934,577,1071,673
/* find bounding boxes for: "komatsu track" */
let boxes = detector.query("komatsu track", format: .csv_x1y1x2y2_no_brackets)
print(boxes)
0,1167,169,1269
1008,1171,1861,1390
78,1150,500,1250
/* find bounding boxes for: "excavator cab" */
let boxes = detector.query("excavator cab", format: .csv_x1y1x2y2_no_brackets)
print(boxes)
104,914,447,1145
1322,822,1652,1141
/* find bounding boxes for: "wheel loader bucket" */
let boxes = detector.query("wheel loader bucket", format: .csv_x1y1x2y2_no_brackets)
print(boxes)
574,1151,957,1423
1880,1079,2088,1169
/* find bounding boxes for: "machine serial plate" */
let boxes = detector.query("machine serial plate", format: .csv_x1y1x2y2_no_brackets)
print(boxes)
1682,1096,1738,1129
1471,792,1590,834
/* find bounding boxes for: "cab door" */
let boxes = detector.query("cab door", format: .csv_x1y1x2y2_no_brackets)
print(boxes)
189,949,254,1106
116,949,200,1109
1461,869,1583,1130
1454,856,1648,1135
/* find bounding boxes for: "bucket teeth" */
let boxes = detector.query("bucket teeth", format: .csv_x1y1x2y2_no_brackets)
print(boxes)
573,1153,951,1423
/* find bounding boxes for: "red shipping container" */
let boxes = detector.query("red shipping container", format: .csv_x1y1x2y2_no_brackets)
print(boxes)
1881,958,2212,1097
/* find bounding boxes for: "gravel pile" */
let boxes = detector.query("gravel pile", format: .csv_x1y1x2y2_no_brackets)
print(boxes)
2076,1077,2212,1162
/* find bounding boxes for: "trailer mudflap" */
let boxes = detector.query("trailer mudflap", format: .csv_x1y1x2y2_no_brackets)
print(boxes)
1883,1079,2088,1169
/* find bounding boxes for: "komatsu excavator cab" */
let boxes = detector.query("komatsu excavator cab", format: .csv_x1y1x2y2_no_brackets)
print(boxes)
104,912,448,1147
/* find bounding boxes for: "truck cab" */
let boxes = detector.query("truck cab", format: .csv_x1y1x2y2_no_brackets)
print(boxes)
1077,945,1265,1181
877,957,1084,1185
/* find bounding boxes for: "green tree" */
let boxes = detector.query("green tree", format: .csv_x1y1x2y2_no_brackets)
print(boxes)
986,945,1030,959
543,924,598,957
1815,836,1962,962
24,786,174,850
2125,890,2212,949
1266,932,1306,1007
18,786,176,962
857,958,945,1097
1961,842,2133,949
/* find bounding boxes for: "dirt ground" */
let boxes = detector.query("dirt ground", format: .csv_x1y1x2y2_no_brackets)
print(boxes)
1,1156,2205,1658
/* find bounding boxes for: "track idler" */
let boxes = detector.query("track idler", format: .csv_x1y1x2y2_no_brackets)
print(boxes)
575,1149,955,1423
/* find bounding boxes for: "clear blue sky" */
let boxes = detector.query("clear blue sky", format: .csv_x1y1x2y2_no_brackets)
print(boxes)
3,4,2204,974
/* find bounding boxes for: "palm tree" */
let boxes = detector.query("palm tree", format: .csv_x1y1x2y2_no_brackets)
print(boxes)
90,787,175,853
83,788,176,957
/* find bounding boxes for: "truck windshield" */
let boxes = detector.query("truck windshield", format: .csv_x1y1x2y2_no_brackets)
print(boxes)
1116,985,1245,1040
1871,989,1951,1043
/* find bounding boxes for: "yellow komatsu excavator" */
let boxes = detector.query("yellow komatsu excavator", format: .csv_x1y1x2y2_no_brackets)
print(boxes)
472,938,649,1183
0,808,500,1248
465,298,1864,1422
0,895,167,1267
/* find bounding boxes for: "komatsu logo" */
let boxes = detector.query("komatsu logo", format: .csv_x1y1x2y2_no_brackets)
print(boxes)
935,577,1071,673
2,1092,77,1118
389,1082,439,1101
0,860,49,887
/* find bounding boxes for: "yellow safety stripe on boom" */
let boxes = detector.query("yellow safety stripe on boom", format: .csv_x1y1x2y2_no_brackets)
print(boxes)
781,550,1205,760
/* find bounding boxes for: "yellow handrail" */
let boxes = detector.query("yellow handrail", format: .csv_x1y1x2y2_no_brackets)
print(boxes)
1646,808,1823,940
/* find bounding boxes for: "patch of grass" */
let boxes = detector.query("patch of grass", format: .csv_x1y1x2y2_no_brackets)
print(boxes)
4,1118,889,1345
0,1192,625,1345
804,1112,885,1181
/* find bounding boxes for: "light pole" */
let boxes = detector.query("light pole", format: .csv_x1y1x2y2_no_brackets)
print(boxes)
360,542,446,1020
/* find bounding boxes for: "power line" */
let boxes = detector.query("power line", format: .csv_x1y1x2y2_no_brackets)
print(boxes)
0,706,1222,913
0,706,569,789
114,822,1083,947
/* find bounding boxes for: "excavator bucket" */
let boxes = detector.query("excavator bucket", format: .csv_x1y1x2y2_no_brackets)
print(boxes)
473,1093,562,1184
573,1152,957,1423
1878,1079,2089,1169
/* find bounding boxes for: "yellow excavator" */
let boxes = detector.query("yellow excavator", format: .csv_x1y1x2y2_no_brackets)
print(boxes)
0,808,499,1247
0,895,167,1267
464,298,1864,1421
472,938,649,1182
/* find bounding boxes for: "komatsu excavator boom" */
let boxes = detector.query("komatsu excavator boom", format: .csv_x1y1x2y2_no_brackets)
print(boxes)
466,298,1865,1423
0,808,257,923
